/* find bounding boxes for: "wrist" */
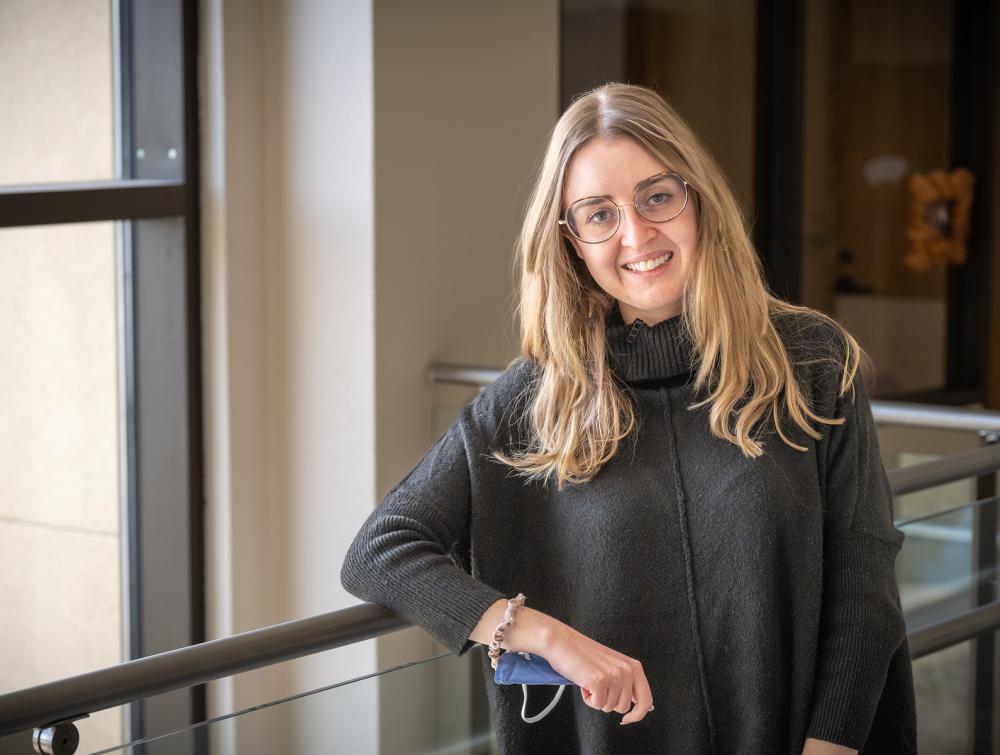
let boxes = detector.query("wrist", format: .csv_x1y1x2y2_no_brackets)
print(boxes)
504,606,562,655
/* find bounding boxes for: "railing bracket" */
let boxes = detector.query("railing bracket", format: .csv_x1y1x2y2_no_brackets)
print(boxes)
31,714,88,755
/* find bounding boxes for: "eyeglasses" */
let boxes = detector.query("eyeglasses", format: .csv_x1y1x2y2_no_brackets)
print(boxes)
558,173,690,244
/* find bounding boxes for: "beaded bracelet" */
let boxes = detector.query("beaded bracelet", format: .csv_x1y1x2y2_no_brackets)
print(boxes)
488,593,526,669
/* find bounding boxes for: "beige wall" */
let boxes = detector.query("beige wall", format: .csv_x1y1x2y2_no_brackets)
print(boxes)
202,0,558,751
373,2,559,750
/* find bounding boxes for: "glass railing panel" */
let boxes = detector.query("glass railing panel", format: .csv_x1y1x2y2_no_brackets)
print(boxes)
95,651,496,755
897,495,996,632
885,409,998,754
913,637,974,755
878,422,986,522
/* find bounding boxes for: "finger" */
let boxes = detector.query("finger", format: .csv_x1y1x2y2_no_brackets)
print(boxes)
621,681,654,725
612,682,632,714
601,685,622,713
583,686,607,711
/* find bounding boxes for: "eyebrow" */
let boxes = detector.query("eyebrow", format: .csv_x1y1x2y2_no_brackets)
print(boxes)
634,173,670,193
568,172,672,206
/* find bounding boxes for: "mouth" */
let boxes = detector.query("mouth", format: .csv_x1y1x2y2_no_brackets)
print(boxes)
621,251,674,273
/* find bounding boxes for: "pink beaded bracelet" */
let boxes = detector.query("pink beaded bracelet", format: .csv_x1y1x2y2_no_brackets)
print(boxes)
488,593,526,669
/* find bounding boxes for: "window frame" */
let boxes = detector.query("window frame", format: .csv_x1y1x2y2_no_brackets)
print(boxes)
0,0,205,745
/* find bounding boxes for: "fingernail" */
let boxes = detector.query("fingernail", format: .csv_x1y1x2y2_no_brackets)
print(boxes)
649,704,655,711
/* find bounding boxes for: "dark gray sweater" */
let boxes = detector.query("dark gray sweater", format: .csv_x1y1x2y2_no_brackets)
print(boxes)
340,309,918,754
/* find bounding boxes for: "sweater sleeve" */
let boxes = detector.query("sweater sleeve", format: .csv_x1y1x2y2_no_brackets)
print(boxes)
804,365,908,749
339,359,533,657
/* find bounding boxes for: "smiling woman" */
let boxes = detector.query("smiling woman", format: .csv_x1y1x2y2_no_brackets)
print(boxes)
340,83,917,755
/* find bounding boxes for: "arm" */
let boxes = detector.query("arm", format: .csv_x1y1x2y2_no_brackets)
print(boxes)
340,409,506,656
804,366,907,750
339,359,535,656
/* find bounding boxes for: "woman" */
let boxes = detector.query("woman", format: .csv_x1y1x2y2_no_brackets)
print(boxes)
340,83,917,755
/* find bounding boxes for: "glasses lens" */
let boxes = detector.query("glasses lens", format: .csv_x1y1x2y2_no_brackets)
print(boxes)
567,198,619,243
636,175,687,223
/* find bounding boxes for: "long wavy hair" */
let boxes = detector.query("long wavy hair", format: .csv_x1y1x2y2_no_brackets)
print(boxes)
492,82,869,490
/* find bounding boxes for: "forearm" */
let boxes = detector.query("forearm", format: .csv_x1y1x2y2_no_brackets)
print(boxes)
470,599,559,655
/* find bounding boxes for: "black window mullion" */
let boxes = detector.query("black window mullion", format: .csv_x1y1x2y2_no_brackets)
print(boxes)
181,0,206,735
0,180,185,228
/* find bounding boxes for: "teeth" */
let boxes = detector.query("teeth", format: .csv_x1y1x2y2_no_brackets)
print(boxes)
624,252,673,272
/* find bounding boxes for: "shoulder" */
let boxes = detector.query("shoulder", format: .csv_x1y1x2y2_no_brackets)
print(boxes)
769,307,859,411
483,355,540,400
771,307,847,362
463,356,540,448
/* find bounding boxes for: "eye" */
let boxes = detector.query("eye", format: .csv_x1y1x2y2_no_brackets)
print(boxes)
645,191,673,207
587,209,613,225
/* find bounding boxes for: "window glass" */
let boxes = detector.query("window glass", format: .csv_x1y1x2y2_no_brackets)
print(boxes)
802,0,953,397
0,0,115,185
0,221,123,751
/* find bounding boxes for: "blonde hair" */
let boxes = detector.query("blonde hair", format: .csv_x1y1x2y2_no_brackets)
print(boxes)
493,82,869,490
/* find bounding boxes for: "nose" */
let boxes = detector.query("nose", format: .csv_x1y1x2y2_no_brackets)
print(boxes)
618,202,657,248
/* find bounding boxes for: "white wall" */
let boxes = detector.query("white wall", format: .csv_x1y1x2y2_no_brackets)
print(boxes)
202,0,558,751
202,0,376,751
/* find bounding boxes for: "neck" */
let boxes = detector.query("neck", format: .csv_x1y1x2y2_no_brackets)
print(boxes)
604,306,695,383
618,305,682,329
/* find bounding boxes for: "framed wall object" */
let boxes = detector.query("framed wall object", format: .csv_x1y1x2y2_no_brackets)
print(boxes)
904,166,975,273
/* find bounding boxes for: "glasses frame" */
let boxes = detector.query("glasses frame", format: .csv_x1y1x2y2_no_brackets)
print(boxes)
558,172,690,244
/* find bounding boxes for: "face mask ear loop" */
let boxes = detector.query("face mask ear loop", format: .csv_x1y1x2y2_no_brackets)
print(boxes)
520,684,567,723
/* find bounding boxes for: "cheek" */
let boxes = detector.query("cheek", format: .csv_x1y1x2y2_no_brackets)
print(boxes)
591,255,620,278
569,247,602,284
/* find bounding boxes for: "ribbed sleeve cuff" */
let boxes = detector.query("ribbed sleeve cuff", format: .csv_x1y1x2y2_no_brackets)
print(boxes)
805,529,906,749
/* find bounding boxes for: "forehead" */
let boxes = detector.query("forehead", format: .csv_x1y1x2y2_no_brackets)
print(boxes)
563,137,669,205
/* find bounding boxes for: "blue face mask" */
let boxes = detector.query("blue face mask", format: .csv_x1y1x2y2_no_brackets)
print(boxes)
494,652,574,722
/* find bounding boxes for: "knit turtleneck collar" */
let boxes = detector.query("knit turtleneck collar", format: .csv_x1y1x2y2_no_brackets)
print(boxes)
604,306,697,383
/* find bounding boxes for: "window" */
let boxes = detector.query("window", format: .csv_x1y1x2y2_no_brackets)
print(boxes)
0,0,202,749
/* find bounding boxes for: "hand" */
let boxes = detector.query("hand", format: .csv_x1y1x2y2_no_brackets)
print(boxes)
802,737,858,755
537,620,655,725
471,600,653,724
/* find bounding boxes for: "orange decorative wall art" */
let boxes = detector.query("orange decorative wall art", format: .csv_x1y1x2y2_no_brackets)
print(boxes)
904,167,975,273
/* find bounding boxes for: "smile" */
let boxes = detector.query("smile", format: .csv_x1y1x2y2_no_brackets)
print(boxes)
623,252,673,273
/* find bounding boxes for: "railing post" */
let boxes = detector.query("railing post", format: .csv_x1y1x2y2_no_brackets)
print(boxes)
972,432,999,754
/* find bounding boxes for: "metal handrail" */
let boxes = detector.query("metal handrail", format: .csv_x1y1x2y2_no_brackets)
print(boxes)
0,604,408,736
425,363,509,388
890,443,1000,495
2,371,998,741
909,601,1000,659
426,362,1000,434
871,400,1000,434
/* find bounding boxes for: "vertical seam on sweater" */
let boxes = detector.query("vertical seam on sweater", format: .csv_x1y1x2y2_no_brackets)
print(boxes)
662,386,718,752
